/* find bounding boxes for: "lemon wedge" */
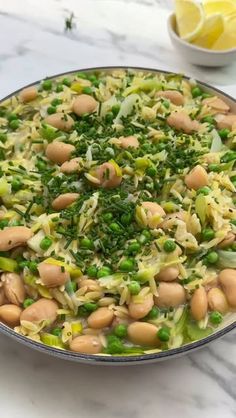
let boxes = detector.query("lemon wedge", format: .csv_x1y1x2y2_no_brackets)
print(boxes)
175,0,205,41
192,13,224,48
203,0,236,17
212,11,236,49
212,30,236,50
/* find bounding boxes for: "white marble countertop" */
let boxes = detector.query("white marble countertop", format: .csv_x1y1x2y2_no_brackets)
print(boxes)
0,1,235,417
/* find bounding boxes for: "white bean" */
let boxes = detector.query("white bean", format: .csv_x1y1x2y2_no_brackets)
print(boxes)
155,266,179,282
95,162,122,189
190,287,208,321
19,86,38,103
128,294,154,319
154,282,186,308
52,193,79,210
0,227,33,251
157,90,184,106
20,298,58,323
38,262,70,288
119,136,139,149
72,94,97,116
167,111,200,134
207,288,228,314
44,113,74,132
218,269,236,308
70,335,102,354
0,304,22,327
87,307,114,329
127,322,160,346
185,165,208,190
2,273,25,306
45,141,75,165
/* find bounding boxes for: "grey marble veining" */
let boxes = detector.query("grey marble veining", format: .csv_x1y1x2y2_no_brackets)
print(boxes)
0,1,235,417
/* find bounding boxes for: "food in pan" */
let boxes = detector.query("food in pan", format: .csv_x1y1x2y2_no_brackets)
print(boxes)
0,69,235,356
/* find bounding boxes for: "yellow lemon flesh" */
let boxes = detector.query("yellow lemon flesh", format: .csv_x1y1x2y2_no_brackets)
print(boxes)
203,0,236,17
192,13,224,48
212,12,236,50
175,0,205,41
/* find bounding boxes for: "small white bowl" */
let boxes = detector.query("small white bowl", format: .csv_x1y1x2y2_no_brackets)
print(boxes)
167,13,236,67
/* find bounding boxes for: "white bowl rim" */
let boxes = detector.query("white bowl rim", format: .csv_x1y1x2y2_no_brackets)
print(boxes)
168,13,236,55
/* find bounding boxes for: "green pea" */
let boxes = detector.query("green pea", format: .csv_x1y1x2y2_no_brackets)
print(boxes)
11,177,22,192
146,166,157,177
36,160,47,171
47,106,57,115
163,240,177,253
77,72,87,79
105,112,114,123
0,133,7,143
42,80,52,90
18,260,28,270
218,128,230,140
162,100,170,109
56,84,64,93
28,261,38,274
80,238,93,249
156,143,166,151
127,242,141,254
208,164,220,172
146,306,159,319
111,104,120,116
51,327,62,337
109,222,122,234
191,86,203,98
88,74,97,83
97,266,112,278
40,236,53,250
120,213,132,226
62,78,71,87
9,119,20,130
128,281,141,295
197,186,211,196
83,302,98,312
157,327,170,342
82,86,93,95
201,116,215,124
201,93,211,99
86,265,98,277
103,212,113,223
77,306,89,317
93,79,100,87
114,324,128,338
106,335,124,354
201,228,215,241
0,219,9,229
138,230,152,244
51,98,62,106
19,260,38,273
119,258,135,272
210,311,223,325
7,113,18,122
23,298,35,308
205,251,219,264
